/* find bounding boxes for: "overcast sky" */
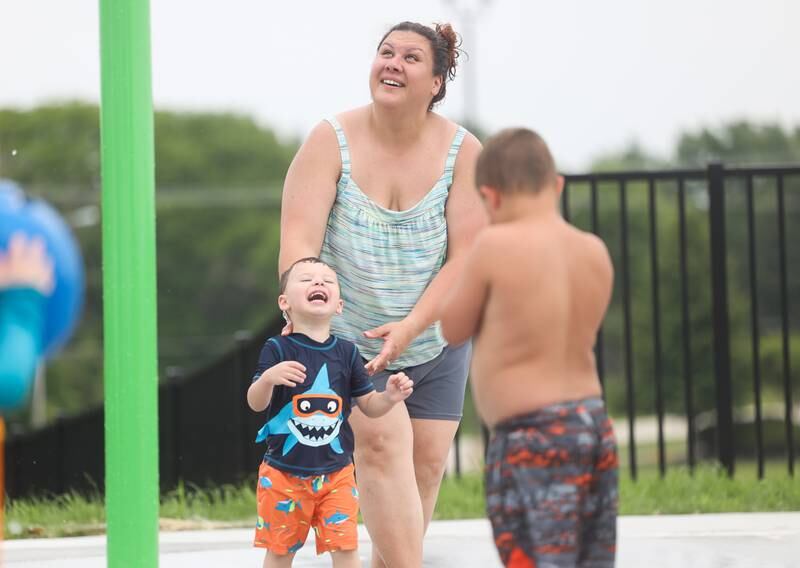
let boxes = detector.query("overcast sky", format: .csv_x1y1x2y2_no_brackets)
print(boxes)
1,0,798,169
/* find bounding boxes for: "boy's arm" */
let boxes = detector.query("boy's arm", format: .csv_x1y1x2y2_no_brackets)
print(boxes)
354,372,413,418
440,232,491,345
247,361,306,412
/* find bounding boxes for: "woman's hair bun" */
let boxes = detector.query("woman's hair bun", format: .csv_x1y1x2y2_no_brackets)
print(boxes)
435,23,461,80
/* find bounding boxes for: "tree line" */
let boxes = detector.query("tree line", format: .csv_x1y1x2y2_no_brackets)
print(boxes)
1,103,798,433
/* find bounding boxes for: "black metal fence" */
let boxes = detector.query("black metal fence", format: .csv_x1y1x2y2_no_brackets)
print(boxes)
5,163,799,498
5,322,281,499
558,163,798,480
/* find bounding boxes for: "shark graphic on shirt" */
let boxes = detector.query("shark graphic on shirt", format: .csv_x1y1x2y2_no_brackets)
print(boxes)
256,363,344,455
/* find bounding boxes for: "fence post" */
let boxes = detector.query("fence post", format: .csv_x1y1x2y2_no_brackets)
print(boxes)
55,415,66,495
164,367,184,491
707,162,735,477
453,425,462,479
234,330,254,477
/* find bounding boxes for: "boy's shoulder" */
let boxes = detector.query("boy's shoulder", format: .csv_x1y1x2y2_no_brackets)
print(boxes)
332,334,357,350
469,223,526,258
568,225,613,271
265,333,358,355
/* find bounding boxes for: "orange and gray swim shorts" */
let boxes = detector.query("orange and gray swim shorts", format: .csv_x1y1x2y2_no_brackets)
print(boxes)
486,397,618,567
254,461,359,556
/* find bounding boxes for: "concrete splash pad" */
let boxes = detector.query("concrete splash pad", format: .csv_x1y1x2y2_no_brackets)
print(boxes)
4,513,799,567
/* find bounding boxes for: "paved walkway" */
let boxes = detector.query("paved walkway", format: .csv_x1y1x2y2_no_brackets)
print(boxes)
4,513,799,567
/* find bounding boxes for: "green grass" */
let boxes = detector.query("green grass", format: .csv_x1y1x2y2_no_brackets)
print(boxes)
5,464,799,539
435,464,800,519
434,472,486,520
620,464,800,515
159,481,255,522
4,481,258,539
4,492,107,538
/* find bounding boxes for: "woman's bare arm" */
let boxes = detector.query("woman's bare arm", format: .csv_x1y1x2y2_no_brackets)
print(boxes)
278,121,342,273
440,231,492,345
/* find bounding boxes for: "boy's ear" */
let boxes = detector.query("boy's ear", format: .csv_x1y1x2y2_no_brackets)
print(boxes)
555,174,565,196
278,294,290,311
335,298,344,315
478,185,501,211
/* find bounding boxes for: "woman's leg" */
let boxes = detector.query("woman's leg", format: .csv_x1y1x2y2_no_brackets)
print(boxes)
411,418,460,533
350,402,423,568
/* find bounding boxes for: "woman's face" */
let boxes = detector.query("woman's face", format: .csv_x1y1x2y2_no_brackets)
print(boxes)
370,31,443,110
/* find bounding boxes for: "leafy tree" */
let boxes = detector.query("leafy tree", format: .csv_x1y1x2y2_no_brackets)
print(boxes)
676,122,800,166
3,105,798,433
1,103,295,420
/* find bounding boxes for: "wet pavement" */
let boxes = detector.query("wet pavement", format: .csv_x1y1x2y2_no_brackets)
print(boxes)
4,513,799,567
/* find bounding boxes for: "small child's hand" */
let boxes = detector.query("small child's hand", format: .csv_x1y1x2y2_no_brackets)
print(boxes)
0,233,54,294
262,361,306,387
384,372,413,403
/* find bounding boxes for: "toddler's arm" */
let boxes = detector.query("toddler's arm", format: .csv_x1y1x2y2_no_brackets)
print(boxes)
354,372,413,418
247,361,306,412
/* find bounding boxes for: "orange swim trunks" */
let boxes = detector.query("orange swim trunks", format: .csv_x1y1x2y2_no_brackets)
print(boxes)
254,461,359,555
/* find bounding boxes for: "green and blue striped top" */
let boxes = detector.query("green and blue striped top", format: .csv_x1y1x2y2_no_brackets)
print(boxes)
320,117,467,368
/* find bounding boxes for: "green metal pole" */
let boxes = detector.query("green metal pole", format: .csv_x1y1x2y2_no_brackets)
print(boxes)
99,0,159,565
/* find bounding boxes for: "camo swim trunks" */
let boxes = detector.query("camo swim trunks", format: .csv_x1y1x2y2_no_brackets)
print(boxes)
254,462,359,555
485,397,618,567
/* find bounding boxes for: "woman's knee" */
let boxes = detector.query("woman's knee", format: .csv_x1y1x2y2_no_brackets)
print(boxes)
413,450,449,487
411,419,459,485
354,429,412,473
352,407,413,467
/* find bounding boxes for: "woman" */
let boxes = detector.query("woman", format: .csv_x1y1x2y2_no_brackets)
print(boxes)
279,21,487,567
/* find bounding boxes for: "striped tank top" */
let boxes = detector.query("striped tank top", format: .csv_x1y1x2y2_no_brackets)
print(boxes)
319,117,467,368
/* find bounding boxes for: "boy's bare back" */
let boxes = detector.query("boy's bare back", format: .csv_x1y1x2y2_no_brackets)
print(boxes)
441,127,614,428
446,214,613,428
478,216,611,426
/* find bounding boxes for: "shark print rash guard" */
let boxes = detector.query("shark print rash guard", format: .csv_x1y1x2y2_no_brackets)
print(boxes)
252,333,375,476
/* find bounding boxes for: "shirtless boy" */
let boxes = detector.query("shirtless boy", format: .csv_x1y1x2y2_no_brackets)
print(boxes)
440,128,618,568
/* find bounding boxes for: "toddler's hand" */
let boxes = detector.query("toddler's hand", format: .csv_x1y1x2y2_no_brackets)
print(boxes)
385,372,413,403
262,361,306,387
0,233,54,294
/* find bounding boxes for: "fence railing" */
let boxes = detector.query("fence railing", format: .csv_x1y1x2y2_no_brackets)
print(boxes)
5,163,798,498
557,163,798,479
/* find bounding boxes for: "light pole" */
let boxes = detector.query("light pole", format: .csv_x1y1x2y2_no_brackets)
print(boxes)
442,0,492,136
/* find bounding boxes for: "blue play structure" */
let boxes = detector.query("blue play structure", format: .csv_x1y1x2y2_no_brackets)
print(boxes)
0,179,85,357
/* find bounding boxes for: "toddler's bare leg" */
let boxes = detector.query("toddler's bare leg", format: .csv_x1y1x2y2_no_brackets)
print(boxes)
331,549,361,568
263,550,296,568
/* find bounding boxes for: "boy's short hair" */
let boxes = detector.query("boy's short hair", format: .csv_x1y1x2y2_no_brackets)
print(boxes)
279,257,333,293
475,128,558,194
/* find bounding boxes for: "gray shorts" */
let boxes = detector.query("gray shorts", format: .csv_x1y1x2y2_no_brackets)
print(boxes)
366,342,471,421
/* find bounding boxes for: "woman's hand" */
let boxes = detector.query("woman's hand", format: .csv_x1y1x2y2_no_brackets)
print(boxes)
280,311,293,336
363,319,417,375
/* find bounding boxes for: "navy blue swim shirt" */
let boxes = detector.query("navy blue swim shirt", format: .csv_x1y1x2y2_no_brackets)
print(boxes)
252,333,374,476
